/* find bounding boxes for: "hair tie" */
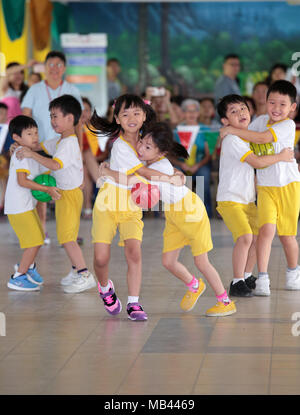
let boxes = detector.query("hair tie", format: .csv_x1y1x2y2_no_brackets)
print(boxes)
143,99,151,106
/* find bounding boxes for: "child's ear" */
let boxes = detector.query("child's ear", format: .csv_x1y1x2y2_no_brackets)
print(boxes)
114,114,121,125
290,102,297,114
221,117,229,126
12,133,21,143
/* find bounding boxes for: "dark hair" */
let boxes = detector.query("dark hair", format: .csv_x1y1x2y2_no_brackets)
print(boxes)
0,102,8,110
49,94,82,126
217,94,249,119
45,50,66,65
142,122,189,159
82,97,92,109
29,72,42,82
88,94,156,139
253,81,268,93
243,95,256,112
266,80,297,104
265,63,288,85
224,54,240,63
199,96,215,105
5,61,28,93
9,115,38,137
107,58,120,66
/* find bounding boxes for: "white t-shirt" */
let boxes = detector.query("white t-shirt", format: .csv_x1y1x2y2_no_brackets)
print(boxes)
148,157,189,204
21,80,83,142
105,136,144,189
216,134,256,204
41,135,83,190
249,115,300,187
4,147,48,214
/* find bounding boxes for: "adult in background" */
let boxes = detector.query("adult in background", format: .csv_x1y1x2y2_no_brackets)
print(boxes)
251,81,268,119
21,50,83,244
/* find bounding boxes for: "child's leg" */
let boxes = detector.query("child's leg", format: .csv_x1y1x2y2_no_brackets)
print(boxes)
124,239,142,297
63,241,88,271
162,249,194,285
94,242,111,286
256,223,276,272
36,201,47,233
18,246,41,274
245,235,257,274
194,252,225,296
232,234,253,278
279,235,299,269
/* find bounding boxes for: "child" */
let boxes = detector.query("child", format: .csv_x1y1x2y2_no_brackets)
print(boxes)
99,122,237,317
88,94,185,321
220,81,300,295
217,94,295,297
16,95,96,294
4,115,61,291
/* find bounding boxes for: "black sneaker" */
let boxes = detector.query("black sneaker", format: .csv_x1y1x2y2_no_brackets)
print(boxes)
245,275,257,290
229,280,253,297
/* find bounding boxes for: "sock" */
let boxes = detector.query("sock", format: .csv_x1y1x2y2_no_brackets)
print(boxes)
72,265,76,270
258,272,269,279
232,277,244,285
13,271,23,279
244,272,252,279
128,296,139,305
287,267,297,272
216,290,231,304
78,268,88,277
28,263,35,270
99,282,111,293
186,275,199,292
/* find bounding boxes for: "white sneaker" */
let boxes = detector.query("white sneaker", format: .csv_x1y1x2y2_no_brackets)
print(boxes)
286,266,300,290
60,268,78,286
63,271,96,294
253,276,270,296
44,233,51,245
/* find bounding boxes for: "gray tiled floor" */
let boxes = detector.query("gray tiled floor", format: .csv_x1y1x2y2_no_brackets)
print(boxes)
0,214,300,395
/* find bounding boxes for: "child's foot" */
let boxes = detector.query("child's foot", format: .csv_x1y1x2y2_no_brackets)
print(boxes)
180,278,206,312
127,302,148,321
98,280,122,316
229,280,253,297
7,274,40,292
286,266,300,290
245,275,257,290
44,233,51,245
63,271,96,293
253,276,270,296
60,268,78,286
205,301,236,317
14,263,44,285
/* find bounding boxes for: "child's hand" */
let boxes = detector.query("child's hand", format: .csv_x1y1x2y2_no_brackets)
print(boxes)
171,171,186,186
46,186,61,201
279,147,294,162
98,161,111,177
219,126,233,139
9,142,19,156
16,147,33,160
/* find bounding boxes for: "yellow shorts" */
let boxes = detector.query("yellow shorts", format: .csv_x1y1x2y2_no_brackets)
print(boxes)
217,201,258,243
163,190,213,257
257,182,300,235
8,208,45,249
55,188,83,245
92,183,143,246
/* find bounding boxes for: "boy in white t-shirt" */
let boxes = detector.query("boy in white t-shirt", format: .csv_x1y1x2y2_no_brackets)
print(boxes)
217,94,294,297
220,81,300,296
16,95,96,294
5,115,61,291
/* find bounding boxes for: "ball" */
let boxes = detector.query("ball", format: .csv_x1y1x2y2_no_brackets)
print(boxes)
131,182,160,209
31,174,56,202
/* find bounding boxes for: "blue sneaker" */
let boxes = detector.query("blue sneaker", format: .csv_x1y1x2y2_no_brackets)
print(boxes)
14,264,44,285
7,274,40,291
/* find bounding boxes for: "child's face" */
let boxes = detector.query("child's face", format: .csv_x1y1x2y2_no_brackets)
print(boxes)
136,135,163,164
266,92,297,123
14,127,39,149
222,102,251,129
81,102,92,124
50,108,73,134
115,104,146,134
199,99,215,119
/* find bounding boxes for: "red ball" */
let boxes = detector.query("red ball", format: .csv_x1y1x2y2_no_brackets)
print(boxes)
131,182,160,209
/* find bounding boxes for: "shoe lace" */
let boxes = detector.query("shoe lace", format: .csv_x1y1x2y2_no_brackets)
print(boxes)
104,294,115,305
131,304,142,311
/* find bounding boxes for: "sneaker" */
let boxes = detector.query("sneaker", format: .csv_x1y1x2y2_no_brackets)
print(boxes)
245,275,257,290
44,233,51,245
63,271,96,294
229,280,253,297
286,267,300,290
60,268,78,286
180,278,206,312
14,263,43,285
7,274,40,292
98,280,122,316
253,276,270,296
127,302,148,321
206,301,236,317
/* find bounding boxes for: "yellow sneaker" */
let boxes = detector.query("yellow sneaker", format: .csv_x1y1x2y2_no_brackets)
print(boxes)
180,278,206,312
205,301,236,317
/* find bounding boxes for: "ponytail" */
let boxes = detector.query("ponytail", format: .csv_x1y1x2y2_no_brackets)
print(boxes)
88,109,121,139
170,141,189,159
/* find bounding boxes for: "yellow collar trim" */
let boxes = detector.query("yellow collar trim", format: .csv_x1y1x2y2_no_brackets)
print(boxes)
119,135,138,156
266,117,289,127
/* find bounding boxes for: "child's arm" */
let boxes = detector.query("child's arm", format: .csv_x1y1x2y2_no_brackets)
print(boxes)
220,126,273,144
17,172,61,200
16,147,61,171
244,147,294,169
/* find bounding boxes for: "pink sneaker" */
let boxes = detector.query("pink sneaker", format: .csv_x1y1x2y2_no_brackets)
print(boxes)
98,280,122,316
127,302,148,321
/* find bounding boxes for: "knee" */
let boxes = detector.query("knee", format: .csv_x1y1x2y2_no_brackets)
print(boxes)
194,254,209,271
94,252,110,268
237,234,253,249
162,255,174,271
259,224,276,240
126,247,141,265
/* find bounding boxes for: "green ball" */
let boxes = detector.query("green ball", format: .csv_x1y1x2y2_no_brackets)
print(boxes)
31,174,56,202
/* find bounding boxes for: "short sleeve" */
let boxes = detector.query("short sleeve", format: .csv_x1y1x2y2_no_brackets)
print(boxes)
15,155,31,175
41,137,58,156
53,139,73,169
113,141,143,175
224,135,252,162
268,119,295,144
21,85,35,110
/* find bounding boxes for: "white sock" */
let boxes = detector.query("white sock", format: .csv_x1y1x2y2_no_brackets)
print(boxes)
258,272,269,279
128,296,139,304
244,272,252,279
233,277,244,285
100,282,110,293
13,271,23,279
